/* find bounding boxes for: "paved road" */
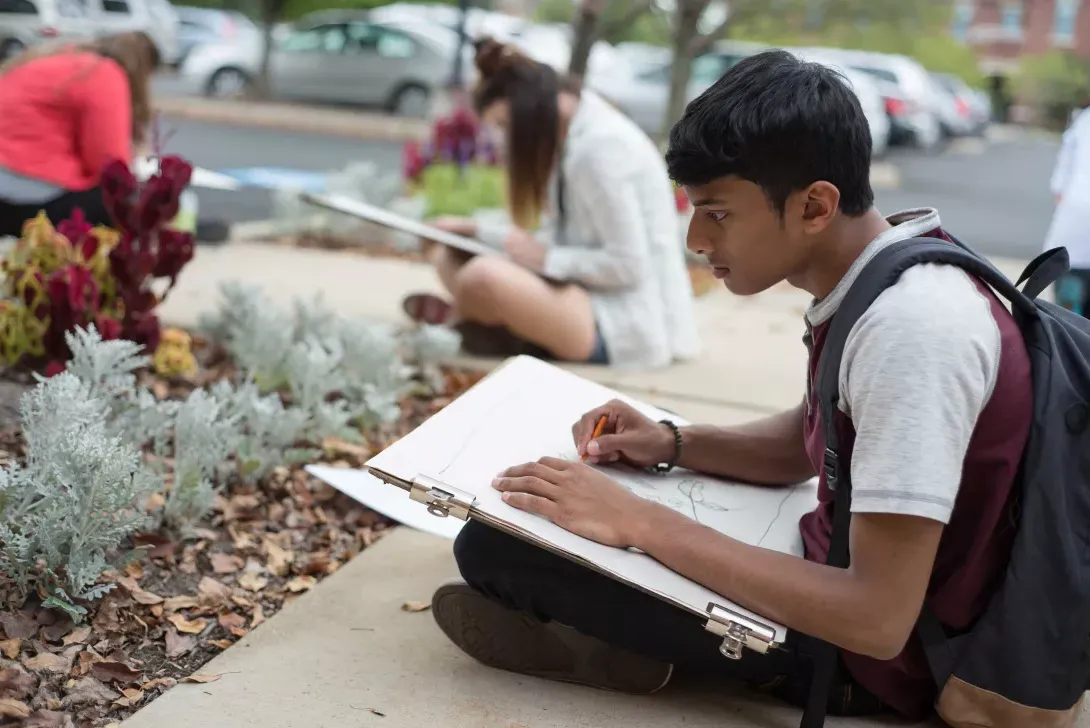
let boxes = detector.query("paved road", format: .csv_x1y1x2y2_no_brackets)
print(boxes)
157,115,401,226
876,133,1060,260
161,114,1061,261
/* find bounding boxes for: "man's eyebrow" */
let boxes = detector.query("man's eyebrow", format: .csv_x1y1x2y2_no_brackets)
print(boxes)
690,197,725,207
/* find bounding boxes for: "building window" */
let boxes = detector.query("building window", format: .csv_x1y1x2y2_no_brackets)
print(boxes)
1054,0,1078,45
951,0,973,41
1000,1,1023,36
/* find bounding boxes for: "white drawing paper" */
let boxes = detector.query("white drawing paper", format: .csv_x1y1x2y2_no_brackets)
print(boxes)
299,191,504,261
305,464,465,540
365,355,819,645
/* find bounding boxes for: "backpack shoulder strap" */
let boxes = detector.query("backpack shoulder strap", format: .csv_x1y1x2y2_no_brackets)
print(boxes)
801,235,1043,728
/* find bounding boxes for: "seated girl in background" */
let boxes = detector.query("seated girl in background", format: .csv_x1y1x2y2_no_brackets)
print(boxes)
0,31,161,237
403,38,699,370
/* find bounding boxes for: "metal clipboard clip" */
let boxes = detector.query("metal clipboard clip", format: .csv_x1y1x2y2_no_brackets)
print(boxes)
409,474,477,521
704,603,777,659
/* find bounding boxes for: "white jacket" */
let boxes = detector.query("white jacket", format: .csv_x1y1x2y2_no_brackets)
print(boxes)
477,90,701,369
1044,110,1090,269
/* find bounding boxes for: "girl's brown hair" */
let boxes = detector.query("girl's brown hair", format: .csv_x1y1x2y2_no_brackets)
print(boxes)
472,37,580,230
0,31,161,146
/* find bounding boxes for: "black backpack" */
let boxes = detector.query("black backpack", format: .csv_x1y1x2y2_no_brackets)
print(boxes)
801,236,1090,728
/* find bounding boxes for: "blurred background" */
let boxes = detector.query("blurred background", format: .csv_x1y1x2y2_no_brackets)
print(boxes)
2,0,1081,261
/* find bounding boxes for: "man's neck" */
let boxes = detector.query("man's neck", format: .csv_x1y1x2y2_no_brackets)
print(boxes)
792,208,892,300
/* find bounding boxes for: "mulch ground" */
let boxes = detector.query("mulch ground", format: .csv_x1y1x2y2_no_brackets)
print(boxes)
0,340,486,728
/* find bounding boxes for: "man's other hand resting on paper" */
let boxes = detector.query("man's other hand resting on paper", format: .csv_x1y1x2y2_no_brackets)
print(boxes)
428,49,1030,723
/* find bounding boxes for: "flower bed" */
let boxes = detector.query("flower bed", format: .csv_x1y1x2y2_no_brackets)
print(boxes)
0,274,483,726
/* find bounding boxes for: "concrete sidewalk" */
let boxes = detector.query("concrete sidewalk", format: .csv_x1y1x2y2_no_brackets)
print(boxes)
155,96,429,142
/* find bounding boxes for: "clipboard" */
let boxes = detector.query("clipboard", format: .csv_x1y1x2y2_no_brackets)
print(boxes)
363,355,820,661
298,190,504,261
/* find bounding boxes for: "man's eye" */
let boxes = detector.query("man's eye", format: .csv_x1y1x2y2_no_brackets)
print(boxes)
706,211,728,222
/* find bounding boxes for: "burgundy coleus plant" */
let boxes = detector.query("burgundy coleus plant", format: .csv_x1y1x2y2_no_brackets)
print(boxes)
100,154,195,354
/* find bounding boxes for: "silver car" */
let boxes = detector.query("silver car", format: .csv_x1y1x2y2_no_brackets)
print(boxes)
179,10,471,116
0,0,90,61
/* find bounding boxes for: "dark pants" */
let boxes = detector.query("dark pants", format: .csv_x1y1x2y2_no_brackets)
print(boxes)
0,186,111,237
453,519,888,717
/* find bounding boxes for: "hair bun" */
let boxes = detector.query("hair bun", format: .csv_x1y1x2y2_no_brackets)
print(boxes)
473,36,525,78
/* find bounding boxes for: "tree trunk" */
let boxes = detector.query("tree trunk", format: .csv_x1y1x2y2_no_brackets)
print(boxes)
569,0,608,79
254,0,282,99
662,1,704,140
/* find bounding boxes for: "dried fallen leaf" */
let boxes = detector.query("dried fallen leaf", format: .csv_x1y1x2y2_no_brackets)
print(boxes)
74,651,103,677
230,595,253,609
0,666,36,699
262,538,293,577
285,576,316,593
61,626,91,646
124,562,144,579
132,532,174,560
151,604,164,618
181,673,221,684
23,709,69,727
210,552,244,574
217,612,247,631
112,687,144,708
321,436,371,460
23,652,71,673
166,615,207,635
197,577,232,606
164,629,197,659
0,698,30,718
62,676,120,708
400,601,431,613
116,576,164,606
0,639,20,659
251,603,266,628
163,596,199,613
140,677,176,692
0,611,36,640
90,661,143,685
237,572,268,592
209,639,233,649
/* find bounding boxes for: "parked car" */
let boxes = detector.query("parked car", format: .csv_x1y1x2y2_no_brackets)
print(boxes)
797,46,943,151
0,0,91,61
595,40,767,137
179,10,472,116
596,40,890,156
931,72,989,137
175,6,257,66
79,0,181,66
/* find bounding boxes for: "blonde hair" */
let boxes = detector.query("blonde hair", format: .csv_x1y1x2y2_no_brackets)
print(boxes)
0,31,161,146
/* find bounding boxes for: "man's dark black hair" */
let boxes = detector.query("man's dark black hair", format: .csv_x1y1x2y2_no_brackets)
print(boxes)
665,49,874,216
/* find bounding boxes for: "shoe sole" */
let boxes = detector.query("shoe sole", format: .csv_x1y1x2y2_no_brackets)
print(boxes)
431,582,673,694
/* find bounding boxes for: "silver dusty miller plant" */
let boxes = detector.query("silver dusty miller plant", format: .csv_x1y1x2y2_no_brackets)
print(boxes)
0,370,161,621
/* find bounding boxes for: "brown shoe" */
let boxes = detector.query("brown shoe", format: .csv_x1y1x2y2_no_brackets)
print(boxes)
431,580,673,694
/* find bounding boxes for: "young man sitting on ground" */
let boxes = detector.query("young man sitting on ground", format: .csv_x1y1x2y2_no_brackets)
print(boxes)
428,49,1032,721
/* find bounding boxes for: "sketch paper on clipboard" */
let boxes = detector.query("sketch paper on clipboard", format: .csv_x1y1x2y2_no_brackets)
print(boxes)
299,191,503,260
364,355,819,660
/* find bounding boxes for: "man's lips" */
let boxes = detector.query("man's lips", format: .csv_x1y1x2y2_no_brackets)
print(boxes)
711,266,730,279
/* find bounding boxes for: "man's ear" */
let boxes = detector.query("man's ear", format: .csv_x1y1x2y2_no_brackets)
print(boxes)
798,181,840,233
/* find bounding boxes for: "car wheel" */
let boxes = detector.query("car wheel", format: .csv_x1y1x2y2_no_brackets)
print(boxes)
205,67,251,99
391,84,430,118
0,38,26,63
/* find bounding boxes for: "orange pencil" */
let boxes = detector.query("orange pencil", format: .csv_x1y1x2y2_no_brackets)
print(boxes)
582,415,608,461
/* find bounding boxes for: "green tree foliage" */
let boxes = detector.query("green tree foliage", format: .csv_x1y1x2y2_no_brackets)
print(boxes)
1014,51,1090,129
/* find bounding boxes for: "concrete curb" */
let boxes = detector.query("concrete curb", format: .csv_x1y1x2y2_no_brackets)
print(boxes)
155,96,429,142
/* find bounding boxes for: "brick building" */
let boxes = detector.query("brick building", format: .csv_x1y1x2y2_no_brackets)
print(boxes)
952,0,1089,74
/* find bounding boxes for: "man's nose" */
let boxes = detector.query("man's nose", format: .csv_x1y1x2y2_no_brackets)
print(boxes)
685,218,711,256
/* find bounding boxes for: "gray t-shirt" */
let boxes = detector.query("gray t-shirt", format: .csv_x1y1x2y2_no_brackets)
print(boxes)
805,207,1002,524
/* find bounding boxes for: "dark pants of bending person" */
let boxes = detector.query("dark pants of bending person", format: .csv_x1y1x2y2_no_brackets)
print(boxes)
453,519,890,717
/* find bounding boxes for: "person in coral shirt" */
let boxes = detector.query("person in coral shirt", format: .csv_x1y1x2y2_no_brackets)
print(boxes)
0,31,161,237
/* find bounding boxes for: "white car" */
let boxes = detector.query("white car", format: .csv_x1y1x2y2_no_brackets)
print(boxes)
795,46,943,151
